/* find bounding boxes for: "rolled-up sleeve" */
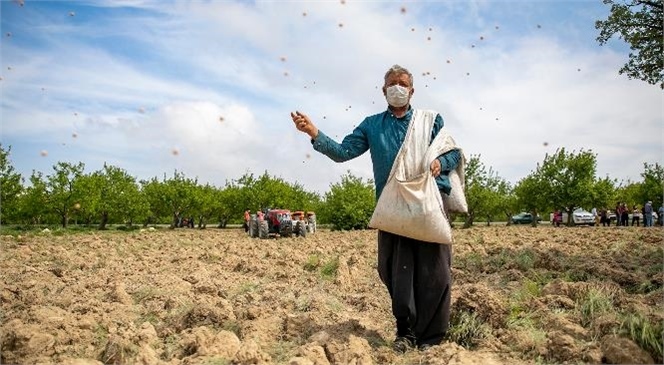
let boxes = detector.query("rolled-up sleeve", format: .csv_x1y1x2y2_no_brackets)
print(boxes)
437,149,461,172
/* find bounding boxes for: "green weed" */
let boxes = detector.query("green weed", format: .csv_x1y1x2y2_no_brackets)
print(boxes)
515,249,536,271
448,310,491,349
577,287,615,327
131,286,161,304
303,255,320,272
619,312,663,363
221,320,242,337
320,257,339,280
267,340,298,364
201,357,231,365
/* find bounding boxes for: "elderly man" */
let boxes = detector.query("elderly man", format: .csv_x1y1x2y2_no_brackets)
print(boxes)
290,65,463,352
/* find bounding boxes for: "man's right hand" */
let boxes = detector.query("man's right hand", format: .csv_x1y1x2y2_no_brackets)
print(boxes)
291,110,319,139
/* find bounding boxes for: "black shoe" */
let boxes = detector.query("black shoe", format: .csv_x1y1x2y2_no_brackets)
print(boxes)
418,343,434,351
392,336,415,353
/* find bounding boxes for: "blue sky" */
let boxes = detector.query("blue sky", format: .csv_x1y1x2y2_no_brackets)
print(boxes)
1,0,662,195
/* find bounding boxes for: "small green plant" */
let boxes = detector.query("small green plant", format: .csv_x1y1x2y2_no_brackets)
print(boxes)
459,251,483,272
295,295,312,312
320,257,339,280
577,287,615,327
563,268,593,282
221,320,242,337
325,297,344,313
303,255,320,271
268,340,298,363
201,357,231,365
448,310,491,349
515,249,536,271
234,281,259,296
131,286,161,304
619,312,663,363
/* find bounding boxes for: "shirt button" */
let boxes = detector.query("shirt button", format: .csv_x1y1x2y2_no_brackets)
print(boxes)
403,266,407,269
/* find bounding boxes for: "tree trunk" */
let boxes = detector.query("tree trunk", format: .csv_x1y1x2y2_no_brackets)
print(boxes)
530,209,538,227
98,212,108,230
463,212,474,229
61,213,68,228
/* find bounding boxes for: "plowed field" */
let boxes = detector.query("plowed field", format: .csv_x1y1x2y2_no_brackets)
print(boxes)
1,225,662,365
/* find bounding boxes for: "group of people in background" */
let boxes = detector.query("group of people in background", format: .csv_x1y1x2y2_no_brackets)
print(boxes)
597,201,662,227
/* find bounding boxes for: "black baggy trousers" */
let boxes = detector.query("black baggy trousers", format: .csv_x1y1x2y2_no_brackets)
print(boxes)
377,230,452,346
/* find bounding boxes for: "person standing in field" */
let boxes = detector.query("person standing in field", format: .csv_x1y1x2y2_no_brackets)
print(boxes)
631,205,640,226
290,64,463,352
600,208,609,226
658,204,664,226
243,209,251,232
643,201,653,227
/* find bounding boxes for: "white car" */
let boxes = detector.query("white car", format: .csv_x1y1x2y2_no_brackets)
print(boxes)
556,208,596,226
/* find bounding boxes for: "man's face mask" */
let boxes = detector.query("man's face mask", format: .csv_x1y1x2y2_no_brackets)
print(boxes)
385,85,410,108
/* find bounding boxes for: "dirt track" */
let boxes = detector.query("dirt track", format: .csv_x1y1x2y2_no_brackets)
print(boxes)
1,226,662,365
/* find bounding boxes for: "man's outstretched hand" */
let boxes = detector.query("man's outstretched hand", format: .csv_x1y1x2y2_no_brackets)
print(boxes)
291,111,318,139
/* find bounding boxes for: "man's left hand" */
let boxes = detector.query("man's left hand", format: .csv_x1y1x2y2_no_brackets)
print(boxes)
430,159,441,177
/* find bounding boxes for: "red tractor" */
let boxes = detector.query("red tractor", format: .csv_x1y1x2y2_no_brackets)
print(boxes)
248,209,307,238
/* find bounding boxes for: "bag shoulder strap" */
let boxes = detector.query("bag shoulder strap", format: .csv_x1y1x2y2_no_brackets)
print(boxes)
386,109,436,180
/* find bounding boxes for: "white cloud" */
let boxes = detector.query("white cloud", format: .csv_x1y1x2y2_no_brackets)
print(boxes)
2,0,661,195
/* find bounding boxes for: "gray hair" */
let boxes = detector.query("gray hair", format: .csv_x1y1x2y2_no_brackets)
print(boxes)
384,64,413,87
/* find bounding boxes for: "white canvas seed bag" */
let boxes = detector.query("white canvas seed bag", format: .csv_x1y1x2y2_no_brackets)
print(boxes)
369,109,467,244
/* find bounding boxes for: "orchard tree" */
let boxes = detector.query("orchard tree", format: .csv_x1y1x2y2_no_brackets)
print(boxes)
141,171,199,228
462,155,511,227
591,175,618,211
16,171,49,225
233,171,319,218
517,148,598,226
73,172,102,226
191,183,221,228
514,174,547,227
493,180,519,226
596,0,664,88
46,162,85,228
321,171,375,230
163,171,199,228
141,177,169,226
93,164,148,229
614,180,643,208
218,182,243,227
0,145,23,224
640,162,664,208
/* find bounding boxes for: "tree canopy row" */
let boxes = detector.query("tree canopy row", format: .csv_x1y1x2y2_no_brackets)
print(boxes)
0,144,662,230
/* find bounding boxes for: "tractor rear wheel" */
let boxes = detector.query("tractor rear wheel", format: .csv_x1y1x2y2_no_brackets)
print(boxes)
297,221,307,237
258,220,269,239
249,217,258,237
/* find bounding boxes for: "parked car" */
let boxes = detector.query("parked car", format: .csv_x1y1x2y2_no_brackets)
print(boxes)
554,208,595,226
511,212,542,224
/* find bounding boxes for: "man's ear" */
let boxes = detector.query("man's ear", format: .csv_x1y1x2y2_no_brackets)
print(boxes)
410,87,415,97
382,86,387,95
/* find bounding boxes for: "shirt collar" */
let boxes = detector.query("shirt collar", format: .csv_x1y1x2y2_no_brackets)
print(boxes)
386,105,413,120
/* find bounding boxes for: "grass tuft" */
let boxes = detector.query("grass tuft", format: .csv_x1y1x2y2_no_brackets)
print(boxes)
320,257,339,280
448,310,491,349
619,312,663,363
577,287,615,327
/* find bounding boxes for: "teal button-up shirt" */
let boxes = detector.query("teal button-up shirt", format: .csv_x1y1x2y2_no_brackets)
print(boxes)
312,107,461,200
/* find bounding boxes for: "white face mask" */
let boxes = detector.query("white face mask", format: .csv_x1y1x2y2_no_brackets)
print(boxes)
385,85,410,108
